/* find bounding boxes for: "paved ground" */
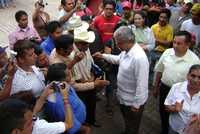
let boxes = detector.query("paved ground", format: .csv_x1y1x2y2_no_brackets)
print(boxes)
0,0,161,134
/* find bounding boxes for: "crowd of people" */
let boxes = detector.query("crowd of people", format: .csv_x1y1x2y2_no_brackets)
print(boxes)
0,0,200,134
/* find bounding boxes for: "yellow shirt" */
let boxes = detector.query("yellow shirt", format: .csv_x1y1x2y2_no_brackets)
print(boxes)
151,23,173,52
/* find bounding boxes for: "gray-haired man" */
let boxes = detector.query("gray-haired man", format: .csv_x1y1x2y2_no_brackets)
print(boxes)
93,26,149,134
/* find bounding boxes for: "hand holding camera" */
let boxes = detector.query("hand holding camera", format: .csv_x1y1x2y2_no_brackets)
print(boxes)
51,81,70,100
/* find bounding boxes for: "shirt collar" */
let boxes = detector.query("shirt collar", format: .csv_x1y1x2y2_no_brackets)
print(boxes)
126,43,138,57
17,66,34,76
180,81,200,98
17,26,30,32
169,49,191,62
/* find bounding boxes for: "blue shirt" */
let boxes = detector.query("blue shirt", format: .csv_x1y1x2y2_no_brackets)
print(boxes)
45,87,86,134
40,36,55,55
116,2,123,16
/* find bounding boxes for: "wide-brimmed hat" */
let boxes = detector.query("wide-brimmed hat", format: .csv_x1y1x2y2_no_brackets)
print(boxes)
0,46,8,54
67,15,89,31
74,28,95,43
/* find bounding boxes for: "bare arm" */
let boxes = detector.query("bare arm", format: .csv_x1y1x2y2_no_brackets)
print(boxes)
155,39,172,47
152,72,162,98
0,76,14,101
59,9,75,25
59,2,81,25
0,61,17,101
60,83,73,130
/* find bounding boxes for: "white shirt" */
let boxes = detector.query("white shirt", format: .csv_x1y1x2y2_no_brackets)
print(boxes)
154,48,200,87
102,43,149,108
181,19,200,46
32,118,65,134
164,81,200,133
58,9,75,30
70,45,94,81
11,66,45,97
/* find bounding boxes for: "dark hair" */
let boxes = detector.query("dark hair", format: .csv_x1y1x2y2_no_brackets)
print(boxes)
185,2,193,10
134,10,148,27
47,63,67,82
0,99,29,134
10,91,37,110
13,39,35,58
15,10,28,22
81,15,93,22
160,8,171,20
55,34,74,50
46,21,62,34
34,45,43,56
175,30,192,43
61,0,66,6
188,64,200,74
103,0,116,9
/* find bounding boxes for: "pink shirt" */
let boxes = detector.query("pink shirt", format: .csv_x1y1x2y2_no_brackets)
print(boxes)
8,26,41,48
76,8,92,17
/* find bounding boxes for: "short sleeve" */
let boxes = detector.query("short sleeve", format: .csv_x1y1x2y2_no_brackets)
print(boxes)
32,119,65,134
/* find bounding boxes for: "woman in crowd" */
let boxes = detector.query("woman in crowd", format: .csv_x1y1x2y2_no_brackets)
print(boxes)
165,64,200,134
129,10,155,55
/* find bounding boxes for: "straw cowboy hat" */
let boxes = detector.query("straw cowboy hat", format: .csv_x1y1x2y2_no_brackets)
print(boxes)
74,27,95,43
67,15,89,31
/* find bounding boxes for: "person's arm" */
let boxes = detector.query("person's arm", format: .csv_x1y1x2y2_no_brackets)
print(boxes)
59,83,73,130
164,85,184,113
68,52,84,70
145,28,155,51
152,72,162,98
59,2,81,25
71,78,109,91
152,51,166,97
131,57,149,111
0,76,14,101
0,61,17,101
33,84,54,115
155,26,173,47
32,2,41,21
59,9,75,25
92,52,121,65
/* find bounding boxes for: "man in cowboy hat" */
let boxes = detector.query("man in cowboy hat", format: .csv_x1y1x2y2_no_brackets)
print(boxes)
71,27,109,127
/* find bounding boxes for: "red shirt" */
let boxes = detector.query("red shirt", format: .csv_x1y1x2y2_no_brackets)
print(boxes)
92,15,121,44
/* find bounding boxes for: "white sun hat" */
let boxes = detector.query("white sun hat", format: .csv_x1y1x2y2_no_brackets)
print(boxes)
74,27,95,43
67,15,89,31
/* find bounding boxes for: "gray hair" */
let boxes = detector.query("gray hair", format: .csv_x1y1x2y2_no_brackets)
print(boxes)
113,26,135,44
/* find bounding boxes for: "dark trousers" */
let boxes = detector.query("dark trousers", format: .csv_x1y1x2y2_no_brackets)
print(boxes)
159,82,171,134
120,104,144,134
77,89,96,124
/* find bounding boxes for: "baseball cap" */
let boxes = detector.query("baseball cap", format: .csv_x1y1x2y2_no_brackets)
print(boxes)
122,1,132,9
0,46,8,54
